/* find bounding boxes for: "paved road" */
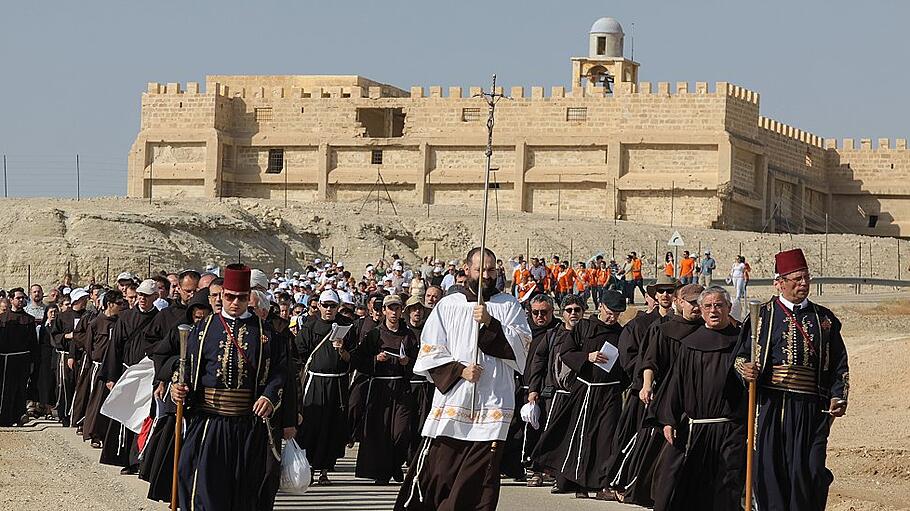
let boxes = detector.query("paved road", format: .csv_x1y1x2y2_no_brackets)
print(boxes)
275,448,641,511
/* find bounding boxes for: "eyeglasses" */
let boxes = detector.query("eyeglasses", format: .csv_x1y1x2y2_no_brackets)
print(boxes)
319,302,339,309
222,292,249,302
530,309,551,317
564,307,584,314
700,302,727,310
655,289,673,295
780,274,811,284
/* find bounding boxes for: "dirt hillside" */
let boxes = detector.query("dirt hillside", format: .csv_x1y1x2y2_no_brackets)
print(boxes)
0,197,903,288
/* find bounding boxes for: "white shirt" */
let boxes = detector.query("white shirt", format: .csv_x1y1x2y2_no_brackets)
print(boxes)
730,262,746,279
441,273,456,291
777,295,809,311
415,292,531,442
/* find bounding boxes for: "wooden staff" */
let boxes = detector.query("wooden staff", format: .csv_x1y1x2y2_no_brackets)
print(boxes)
745,300,762,511
171,324,192,510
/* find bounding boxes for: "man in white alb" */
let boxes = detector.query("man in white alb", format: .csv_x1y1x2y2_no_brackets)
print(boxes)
395,247,531,511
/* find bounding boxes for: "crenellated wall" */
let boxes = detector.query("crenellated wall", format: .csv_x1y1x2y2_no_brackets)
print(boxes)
126,74,909,236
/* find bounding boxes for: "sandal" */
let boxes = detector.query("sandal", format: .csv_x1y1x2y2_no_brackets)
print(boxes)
91,440,102,449
526,474,543,487
317,473,331,485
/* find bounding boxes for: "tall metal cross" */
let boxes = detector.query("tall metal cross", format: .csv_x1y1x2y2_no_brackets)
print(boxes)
470,74,509,419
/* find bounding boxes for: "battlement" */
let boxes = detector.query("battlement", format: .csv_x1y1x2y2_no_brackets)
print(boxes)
824,137,909,151
144,80,760,103
758,116,825,148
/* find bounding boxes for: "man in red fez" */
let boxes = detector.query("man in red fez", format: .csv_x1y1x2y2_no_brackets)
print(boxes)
736,249,849,511
171,263,288,509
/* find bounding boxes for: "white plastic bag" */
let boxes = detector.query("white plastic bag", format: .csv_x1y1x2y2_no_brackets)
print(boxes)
520,402,541,430
280,438,312,494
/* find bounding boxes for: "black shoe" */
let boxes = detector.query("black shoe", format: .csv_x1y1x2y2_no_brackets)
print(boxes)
120,465,139,476
374,479,390,485
575,491,590,499
550,484,571,494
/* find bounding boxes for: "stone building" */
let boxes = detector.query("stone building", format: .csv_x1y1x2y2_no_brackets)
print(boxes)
127,17,910,236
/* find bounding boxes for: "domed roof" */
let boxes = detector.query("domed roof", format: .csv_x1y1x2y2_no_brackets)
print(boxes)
590,17,623,34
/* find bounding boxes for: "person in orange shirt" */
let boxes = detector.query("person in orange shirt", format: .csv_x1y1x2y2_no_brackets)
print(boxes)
555,262,574,305
678,250,695,285
664,252,675,278
512,260,530,297
627,252,645,305
516,273,537,303
593,260,611,307
547,256,562,296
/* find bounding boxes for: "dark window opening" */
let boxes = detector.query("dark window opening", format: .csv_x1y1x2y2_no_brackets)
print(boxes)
358,108,405,137
596,36,606,55
266,149,284,173
462,107,482,122
489,182,501,189
868,215,879,228
566,107,588,122
371,149,383,165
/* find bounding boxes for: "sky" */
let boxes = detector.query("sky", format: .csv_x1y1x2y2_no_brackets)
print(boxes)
0,0,907,197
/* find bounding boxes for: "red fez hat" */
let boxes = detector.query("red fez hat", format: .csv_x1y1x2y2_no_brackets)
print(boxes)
775,249,808,277
223,264,251,293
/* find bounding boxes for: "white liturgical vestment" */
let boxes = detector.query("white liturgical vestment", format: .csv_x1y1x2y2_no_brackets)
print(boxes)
414,291,531,442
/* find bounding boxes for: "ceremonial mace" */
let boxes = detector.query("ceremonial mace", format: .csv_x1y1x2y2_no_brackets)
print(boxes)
470,75,508,420
171,324,193,510
744,300,762,511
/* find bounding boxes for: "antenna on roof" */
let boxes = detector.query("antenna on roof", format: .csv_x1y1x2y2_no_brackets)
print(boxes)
630,22,635,61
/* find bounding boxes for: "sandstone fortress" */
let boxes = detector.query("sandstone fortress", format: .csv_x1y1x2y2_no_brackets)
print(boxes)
127,17,909,236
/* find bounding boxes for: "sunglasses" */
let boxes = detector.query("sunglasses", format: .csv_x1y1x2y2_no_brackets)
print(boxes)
564,307,584,314
319,302,339,308
530,309,551,317
654,288,674,295
223,292,249,302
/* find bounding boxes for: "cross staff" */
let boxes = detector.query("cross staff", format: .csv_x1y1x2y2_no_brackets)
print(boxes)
470,74,509,419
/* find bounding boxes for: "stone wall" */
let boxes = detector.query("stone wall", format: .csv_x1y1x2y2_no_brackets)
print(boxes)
126,76,908,236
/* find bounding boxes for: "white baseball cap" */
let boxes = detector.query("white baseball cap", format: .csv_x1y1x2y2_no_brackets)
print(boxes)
70,288,90,302
136,279,158,295
116,272,134,282
318,290,340,304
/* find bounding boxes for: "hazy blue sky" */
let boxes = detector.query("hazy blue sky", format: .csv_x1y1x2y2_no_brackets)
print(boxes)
0,0,906,197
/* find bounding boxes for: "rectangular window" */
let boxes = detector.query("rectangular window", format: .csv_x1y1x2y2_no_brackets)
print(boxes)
566,107,587,122
255,107,273,122
868,215,879,228
222,145,234,169
266,149,284,173
357,108,405,137
462,107,483,122
597,36,606,55
371,149,383,165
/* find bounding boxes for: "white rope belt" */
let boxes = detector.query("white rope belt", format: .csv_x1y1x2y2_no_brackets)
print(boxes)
308,371,347,378
688,417,733,425
686,417,734,453
302,371,348,405
544,390,571,431
0,352,29,413
410,380,431,385
371,376,405,380
0,351,29,357
561,378,622,478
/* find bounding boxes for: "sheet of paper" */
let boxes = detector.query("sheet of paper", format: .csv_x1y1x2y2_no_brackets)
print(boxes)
382,349,402,358
330,323,352,341
595,340,619,373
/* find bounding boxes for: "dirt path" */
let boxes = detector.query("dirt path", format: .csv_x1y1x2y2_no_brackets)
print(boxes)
0,421,166,511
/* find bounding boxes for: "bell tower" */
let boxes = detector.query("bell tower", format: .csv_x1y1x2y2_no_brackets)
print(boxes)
571,17,639,93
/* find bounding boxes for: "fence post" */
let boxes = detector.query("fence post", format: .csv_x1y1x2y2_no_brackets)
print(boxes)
27,264,31,290
898,238,902,280
147,255,152,278
858,242,862,294
106,257,110,285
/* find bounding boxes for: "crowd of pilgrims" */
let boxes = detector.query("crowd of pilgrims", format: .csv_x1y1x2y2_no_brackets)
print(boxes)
0,246,848,511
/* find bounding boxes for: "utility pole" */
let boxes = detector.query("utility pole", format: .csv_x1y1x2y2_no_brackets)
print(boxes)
2,154,7,198
284,159,288,208
76,154,81,201
149,159,154,205
670,180,675,227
